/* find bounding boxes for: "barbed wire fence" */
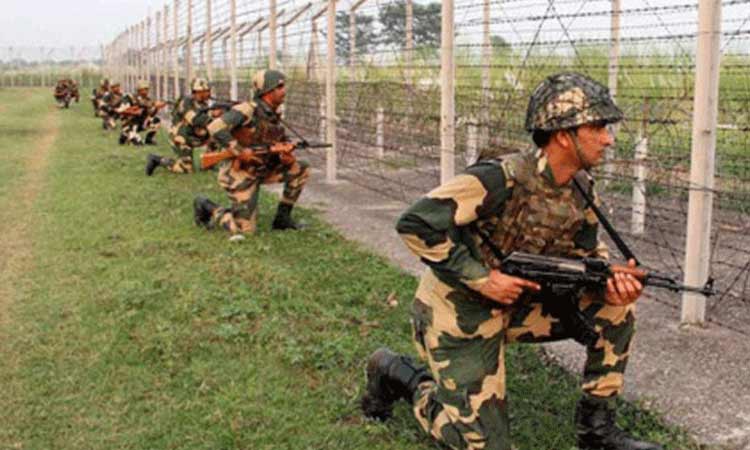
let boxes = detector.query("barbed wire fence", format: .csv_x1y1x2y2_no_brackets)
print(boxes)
96,0,748,334
0,46,103,87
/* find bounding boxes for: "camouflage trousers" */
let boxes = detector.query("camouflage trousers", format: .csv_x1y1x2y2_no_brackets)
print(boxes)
159,128,203,174
410,270,635,450
209,159,311,234
122,116,161,144
101,111,117,130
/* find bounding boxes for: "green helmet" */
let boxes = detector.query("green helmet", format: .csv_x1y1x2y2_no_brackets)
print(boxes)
137,80,150,90
524,72,623,133
251,69,285,97
191,77,210,91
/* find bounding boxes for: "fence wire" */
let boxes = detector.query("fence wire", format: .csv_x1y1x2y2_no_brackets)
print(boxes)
95,0,750,332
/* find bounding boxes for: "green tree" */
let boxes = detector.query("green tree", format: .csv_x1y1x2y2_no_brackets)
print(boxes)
333,11,378,64
491,35,511,56
378,1,441,49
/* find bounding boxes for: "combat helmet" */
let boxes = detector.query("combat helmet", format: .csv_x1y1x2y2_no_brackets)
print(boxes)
524,72,623,133
251,69,285,97
191,77,210,92
137,80,150,90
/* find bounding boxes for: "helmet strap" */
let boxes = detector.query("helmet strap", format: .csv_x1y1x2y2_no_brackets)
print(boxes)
567,130,591,171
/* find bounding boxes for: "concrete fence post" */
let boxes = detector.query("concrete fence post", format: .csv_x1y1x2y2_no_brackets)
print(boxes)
206,0,213,81
466,117,478,166
682,0,722,325
631,98,649,235
230,0,238,100
604,0,621,188
376,106,385,159
325,0,337,183
173,0,180,99
440,0,455,183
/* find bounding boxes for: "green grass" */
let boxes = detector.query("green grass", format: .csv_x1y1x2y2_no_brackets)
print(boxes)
0,88,704,450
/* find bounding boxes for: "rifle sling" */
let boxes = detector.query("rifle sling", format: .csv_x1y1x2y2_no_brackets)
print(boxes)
571,175,640,265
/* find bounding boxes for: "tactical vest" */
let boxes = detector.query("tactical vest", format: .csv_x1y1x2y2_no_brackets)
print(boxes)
476,148,601,269
233,101,285,147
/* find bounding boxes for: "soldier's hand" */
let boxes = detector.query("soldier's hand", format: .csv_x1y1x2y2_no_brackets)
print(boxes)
604,259,643,306
210,108,224,118
270,142,295,154
237,149,262,164
478,269,541,305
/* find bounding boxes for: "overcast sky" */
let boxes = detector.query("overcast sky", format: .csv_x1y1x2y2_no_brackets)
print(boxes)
3,0,152,51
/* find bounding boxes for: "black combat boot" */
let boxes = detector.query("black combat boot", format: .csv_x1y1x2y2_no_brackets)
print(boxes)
193,195,219,228
145,154,163,176
145,131,157,145
361,347,433,421
118,133,127,145
576,395,663,450
271,203,304,230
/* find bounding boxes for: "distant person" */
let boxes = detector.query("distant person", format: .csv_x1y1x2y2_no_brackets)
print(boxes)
119,80,165,145
146,78,222,176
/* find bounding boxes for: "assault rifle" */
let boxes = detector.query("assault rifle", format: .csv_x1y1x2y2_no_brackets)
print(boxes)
201,98,332,170
475,172,716,346
494,251,715,346
200,140,331,170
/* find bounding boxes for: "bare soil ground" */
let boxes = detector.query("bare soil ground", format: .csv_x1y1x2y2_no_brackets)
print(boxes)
0,106,59,343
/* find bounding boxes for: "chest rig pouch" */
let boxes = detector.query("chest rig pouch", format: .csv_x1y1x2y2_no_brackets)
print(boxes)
476,150,600,347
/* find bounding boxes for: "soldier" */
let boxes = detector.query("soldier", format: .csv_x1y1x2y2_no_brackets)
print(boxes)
53,79,72,108
120,80,165,146
100,81,133,131
145,78,219,176
68,79,80,103
92,78,110,117
361,73,663,450
192,69,311,240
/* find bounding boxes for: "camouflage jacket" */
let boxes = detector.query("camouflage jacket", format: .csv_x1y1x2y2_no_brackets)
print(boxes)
396,147,608,292
101,91,133,113
206,98,288,152
134,94,160,116
170,96,213,146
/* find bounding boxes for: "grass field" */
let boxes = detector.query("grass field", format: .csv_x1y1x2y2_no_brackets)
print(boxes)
0,88,703,450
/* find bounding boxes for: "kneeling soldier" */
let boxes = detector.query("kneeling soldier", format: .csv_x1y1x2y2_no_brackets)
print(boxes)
361,73,663,450
99,81,133,131
193,69,311,240
121,80,164,145
146,77,218,175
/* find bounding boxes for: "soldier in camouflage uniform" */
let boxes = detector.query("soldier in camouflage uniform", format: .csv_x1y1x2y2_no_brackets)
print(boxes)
361,73,662,450
119,80,164,145
92,78,110,117
145,78,218,176
53,79,72,108
193,69,311,240
100,81,133,131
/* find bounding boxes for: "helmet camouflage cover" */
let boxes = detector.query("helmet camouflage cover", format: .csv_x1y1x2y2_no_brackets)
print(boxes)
137,80,150,90
252,69,285,97
524,72,623,133
191,77,210,91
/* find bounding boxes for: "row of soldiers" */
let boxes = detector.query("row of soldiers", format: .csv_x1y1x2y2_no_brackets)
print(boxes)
86,69,664,450
92,78,164,146
91,71,310,238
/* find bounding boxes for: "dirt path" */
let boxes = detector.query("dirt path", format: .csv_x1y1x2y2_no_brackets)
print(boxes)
0,106,59,332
